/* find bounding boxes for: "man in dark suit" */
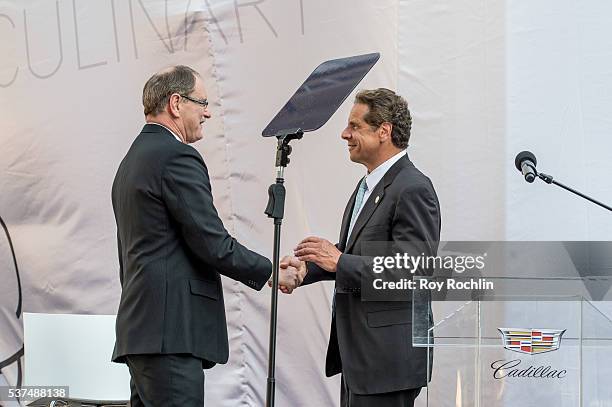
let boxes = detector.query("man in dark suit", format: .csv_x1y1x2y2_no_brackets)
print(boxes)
281,88,441,406
111,65,303,406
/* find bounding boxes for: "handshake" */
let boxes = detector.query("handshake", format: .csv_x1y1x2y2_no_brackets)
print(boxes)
268,236,342,294
273,256,307,294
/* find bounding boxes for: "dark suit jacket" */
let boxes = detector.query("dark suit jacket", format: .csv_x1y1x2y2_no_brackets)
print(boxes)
111,124,272,367
302,154,441,394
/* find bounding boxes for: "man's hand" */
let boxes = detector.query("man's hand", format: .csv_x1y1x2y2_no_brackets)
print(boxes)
294,236,341,272
268,255,307,294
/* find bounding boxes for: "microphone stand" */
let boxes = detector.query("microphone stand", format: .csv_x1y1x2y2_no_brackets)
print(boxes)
264,128,303,407
533,167,612,212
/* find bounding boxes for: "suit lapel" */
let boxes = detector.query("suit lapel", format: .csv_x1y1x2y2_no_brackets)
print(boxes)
338,179,362,251
344,183,386,253
344,155,412,253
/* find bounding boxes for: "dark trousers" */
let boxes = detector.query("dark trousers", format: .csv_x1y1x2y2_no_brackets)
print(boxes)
341,376,421,407
125,354,204,407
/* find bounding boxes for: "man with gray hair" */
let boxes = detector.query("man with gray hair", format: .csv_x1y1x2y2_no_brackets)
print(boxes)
280,88,441,406
111,65,304,406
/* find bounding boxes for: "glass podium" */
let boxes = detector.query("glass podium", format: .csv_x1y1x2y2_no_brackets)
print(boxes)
412,277,612,407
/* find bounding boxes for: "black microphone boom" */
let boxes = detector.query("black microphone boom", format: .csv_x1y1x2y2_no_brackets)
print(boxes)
515,151,537,183
514,150,612,212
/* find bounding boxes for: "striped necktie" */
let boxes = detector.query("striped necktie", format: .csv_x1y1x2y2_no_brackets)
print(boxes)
333,176,368,313
347,177,368,239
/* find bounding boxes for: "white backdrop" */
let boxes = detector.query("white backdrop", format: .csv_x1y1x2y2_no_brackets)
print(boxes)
506,0,612,240
1,0,611,406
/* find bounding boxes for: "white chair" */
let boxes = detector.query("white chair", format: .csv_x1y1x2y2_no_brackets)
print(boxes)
23,313,130,406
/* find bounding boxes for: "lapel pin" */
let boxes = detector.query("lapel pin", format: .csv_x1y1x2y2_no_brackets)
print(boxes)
375,196,380,204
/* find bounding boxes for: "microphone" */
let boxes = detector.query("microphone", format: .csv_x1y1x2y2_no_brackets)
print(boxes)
515,151,537,183
513,151,612,211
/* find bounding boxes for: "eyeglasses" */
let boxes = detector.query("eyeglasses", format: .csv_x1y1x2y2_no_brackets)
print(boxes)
179,94,209,108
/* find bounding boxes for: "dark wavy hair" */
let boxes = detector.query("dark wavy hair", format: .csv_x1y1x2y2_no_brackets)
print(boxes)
355,88,412,148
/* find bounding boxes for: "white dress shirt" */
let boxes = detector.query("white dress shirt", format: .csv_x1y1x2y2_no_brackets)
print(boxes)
347,149,407,239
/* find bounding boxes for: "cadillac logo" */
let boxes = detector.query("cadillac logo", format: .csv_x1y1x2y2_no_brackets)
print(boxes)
498,328,566,355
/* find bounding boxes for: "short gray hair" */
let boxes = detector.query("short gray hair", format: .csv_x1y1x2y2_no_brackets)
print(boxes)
142,65,200,116
354,88,412,149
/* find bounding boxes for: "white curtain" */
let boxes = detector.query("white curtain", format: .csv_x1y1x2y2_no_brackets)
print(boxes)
1,0,611,406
